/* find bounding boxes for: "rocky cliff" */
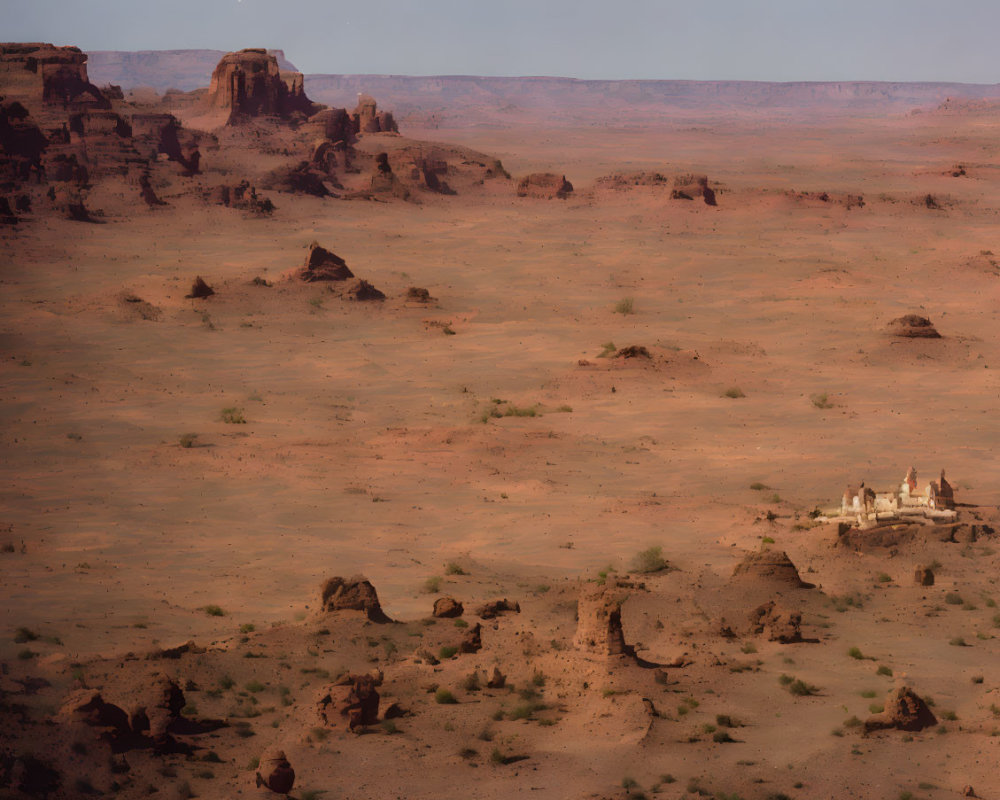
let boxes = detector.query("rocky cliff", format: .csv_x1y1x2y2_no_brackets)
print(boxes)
203,48,315,121
87,49,298,92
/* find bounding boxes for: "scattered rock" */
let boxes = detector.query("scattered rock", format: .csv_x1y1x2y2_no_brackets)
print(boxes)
476,599,520,619
746,600,802,643
256,748,295,795
59,689,132,746
185,276,214,299
209,180,275,213
10,754,62,798
294,242,354,282
341,278,386,301
317,672,382,731
264,161,331,197
671,174,717,206
863,686,937,733
914,565,935,586
615,345,650,359
0,196,18,225
118,291,161,321
145,640,205,660
139,173,166,207
937,470,956,510
382,702,409,719
459,623,482,653
433,597,463,618
406,286,435,303
486,667,506,689
319,575,391,622
887,314,941,338
516,172,573,199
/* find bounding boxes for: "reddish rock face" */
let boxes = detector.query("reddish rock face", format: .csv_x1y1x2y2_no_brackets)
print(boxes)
205,48,313,121
0,43,109,112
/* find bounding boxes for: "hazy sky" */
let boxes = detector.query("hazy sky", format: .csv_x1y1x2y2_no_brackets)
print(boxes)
3,0,999,83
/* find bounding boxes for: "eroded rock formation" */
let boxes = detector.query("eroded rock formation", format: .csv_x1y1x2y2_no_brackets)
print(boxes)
731,549,810,588
319,575,391,622
256,749,295,794
476,599,520,619
293,243,354,282
204,48,314,122
746,600,803,643
433,597,463,618
317,671,382,731
574,578,633,656
886,314,941,338
864,686,937,733
517,172,573,199
0,43,108,113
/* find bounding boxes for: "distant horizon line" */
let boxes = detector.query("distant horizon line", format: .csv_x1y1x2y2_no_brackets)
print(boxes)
77,47,1000,87
299,73,1000,87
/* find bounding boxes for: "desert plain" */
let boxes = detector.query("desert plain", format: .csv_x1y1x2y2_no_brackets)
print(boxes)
1,44,1000,800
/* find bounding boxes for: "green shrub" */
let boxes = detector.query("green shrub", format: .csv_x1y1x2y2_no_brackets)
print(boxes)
204,605,225,617
461,673,481,691
179,433,199,448
422,576,442,593
630,545,668,574
435,688,458,704
847,647,865,660
810,392,834,409
723,387,745,399
13,627,38,643
614,298,634,315
444,562,466,575
439,645,458,659
503,404,539,417
876,665,893,676
220,407,246,424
